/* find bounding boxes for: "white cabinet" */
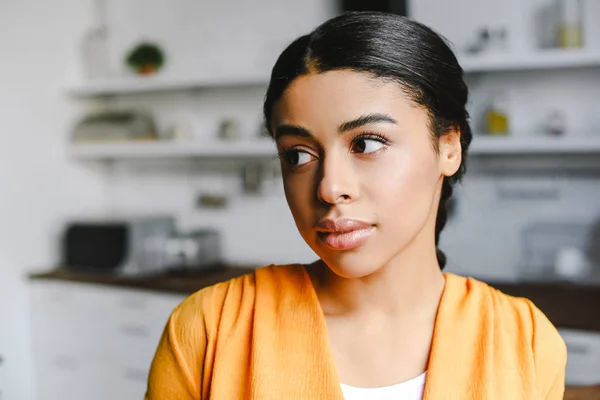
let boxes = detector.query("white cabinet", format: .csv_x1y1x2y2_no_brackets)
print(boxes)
30,281,185,400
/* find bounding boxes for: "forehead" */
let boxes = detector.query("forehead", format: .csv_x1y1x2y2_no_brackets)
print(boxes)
271,70,420,129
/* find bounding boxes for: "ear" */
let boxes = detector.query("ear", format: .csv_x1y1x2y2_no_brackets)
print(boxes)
439,129,462,177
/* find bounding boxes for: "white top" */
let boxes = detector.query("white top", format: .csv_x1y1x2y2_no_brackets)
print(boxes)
341,372,426,400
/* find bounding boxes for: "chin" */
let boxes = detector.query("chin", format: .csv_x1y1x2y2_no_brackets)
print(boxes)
314,246,386,279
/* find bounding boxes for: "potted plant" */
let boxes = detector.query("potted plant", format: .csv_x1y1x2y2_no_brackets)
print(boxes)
125,42,165,75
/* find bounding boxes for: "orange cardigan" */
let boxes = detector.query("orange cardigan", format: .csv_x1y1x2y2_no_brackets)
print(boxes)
145,265,566,399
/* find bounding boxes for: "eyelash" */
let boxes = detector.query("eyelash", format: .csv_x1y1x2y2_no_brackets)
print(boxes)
350,132,390,152
277,131,391,166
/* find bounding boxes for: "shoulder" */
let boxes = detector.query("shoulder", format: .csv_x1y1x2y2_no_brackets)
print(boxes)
172,264,307,332
446,273,567,392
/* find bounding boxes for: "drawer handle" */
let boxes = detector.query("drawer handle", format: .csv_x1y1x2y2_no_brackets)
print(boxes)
120,324,150,337
123,367,148,382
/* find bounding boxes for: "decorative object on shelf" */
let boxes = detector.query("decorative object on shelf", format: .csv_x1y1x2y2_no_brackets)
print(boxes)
242,163,264,194
484,93,510,135
534,1,560,49
558,0,584,48
464,27,508,55
164,122,192,141
218,118,239,140
545,110,567,136
80,0,111,79
197,194,228,209
125,42,166,75
72,110,158,143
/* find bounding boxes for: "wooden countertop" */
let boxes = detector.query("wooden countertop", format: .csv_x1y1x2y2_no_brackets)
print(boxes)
491,280,600,333
29,266,256,295
565,385,600,399
30,268,600,331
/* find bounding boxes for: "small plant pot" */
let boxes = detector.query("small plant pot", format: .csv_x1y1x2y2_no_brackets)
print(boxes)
136,65,159,75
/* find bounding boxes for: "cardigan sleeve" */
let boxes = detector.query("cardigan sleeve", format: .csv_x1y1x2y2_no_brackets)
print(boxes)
526,300,567,399
145,289,214,400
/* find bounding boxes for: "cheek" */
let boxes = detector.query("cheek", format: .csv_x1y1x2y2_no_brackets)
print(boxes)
366,148,439,225
282,172,316,230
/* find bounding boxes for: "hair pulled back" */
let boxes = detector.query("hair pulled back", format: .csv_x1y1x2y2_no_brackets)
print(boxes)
263,12,472,269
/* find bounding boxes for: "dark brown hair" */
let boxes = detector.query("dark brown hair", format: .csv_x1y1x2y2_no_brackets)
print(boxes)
263,12,473,269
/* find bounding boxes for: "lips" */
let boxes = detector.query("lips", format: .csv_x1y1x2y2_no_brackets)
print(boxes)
316,218,375,251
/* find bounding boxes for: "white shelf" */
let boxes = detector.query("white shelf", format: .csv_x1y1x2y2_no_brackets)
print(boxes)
469,136,600,155
65,49,600,96
66,74,269,97
69,136,600,161
69,139,277,160
460,49,600,73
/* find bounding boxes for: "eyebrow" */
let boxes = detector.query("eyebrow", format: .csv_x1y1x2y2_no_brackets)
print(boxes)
338,113,397,133
274,113,397,140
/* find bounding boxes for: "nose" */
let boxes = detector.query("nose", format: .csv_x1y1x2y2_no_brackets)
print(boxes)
316,151,360,205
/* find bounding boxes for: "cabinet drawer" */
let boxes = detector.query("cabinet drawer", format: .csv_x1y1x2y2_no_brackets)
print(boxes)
103,365,150,400
560,328,600,386
30,281,186,400
111,289,183,323
34,353,111,400
108,320,163,368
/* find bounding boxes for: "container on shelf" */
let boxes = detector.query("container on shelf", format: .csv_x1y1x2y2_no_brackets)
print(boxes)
80,0,111,79
484,93,510,135
558,0,584,48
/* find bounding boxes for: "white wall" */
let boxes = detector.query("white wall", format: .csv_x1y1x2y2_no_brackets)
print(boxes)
2,0,600,397
0,1,112,399
0,1,335,398
409,0,600,279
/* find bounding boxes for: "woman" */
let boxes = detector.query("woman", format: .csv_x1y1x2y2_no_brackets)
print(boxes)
146,12,566,399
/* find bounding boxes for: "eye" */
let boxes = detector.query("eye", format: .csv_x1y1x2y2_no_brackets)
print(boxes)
352,134,388,154
280,149,315,166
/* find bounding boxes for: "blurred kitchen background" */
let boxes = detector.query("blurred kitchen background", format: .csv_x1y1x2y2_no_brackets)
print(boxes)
1,0,600,399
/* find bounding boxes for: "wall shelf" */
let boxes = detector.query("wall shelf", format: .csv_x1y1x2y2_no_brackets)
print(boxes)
460,49,600,73
69,136,600,161
69,139,277,160
65,49,600,97
66,74,269,97
469,136,600,155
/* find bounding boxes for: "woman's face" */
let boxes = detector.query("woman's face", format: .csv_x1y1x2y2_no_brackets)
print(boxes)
271,70,461,278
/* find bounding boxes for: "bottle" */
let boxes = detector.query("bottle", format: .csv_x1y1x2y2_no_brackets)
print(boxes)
485,94,509,135
558,0,584,48
81,0,110,79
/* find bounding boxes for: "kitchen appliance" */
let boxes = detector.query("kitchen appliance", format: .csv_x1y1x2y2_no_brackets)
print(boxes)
62,216,176,276
162,230,221,273
519,220,599,282
71,110,158,143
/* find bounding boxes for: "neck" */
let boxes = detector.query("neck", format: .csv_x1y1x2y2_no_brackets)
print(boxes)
310,232,445,320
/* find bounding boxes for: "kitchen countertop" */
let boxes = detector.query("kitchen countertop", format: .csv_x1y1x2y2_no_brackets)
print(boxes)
565,385,600,400
29,266,255,295
29,267,600,396
29,267,600,331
